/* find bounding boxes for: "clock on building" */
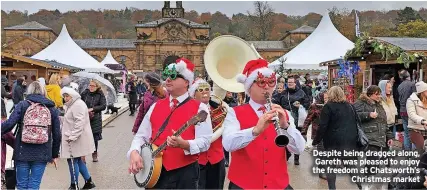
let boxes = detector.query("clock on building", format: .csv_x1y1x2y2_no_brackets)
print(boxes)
162,1,184,18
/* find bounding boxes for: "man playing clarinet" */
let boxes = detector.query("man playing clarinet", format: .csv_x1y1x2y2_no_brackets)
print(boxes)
223,59,306,189
127,58,213,189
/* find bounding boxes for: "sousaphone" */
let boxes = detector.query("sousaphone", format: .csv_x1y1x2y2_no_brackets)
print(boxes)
204,35,262,142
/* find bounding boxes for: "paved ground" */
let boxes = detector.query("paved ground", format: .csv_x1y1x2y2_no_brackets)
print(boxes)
27,110,358,189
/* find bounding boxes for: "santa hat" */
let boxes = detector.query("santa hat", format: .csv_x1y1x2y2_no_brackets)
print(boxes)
236,59,277,96
189,78,210,98
167,58,195,87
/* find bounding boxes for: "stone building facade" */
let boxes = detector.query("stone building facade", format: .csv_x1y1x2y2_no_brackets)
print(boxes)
3,21,57,56
2,1,314,75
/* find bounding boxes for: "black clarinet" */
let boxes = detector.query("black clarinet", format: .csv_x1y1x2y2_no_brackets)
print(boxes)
264,92,292,147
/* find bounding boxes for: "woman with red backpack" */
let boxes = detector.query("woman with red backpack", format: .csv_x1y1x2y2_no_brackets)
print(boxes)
1,81,61,190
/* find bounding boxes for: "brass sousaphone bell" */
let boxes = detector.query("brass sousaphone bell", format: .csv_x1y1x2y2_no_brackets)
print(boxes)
204,35,261,142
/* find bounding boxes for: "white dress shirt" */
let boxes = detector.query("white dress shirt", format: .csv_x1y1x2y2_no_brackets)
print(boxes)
127,92,213,159
222,99,306,154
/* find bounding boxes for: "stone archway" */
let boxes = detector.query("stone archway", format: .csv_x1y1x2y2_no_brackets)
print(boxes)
163,55,180,69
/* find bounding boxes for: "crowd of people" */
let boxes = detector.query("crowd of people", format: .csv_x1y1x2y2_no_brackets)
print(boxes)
1,56,427,190
1,73,106,189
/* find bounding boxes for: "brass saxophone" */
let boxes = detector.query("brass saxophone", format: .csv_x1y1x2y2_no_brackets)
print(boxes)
264,92,293,147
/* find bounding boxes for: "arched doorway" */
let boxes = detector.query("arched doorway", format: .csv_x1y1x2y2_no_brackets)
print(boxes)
163,55,180,69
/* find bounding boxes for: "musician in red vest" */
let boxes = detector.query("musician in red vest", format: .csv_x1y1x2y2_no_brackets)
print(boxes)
223,59,306,189
189,78,226,189
127,58,213,189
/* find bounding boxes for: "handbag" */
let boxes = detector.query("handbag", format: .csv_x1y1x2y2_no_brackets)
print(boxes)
4,160,15,189
350,104,369,150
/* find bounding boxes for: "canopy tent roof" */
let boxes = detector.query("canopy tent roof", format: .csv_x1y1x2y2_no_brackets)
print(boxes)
32,24,114,73
269,11,354,71
100,50,126,71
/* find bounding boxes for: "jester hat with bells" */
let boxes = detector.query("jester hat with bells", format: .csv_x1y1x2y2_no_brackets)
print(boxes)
163,58,195,89
236,59,277,96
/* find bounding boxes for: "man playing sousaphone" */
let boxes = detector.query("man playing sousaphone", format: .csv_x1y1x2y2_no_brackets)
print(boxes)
223,59,306,189
189,78,226,189
127,58,213,189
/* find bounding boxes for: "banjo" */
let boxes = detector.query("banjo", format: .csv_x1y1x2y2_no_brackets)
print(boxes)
134,110,208,188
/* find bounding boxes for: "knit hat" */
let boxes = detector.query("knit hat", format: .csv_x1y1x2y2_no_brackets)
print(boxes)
144,72,161,86
236,59,277,95
189,78,210,97
60,86,81,99
166,58,195,86
416,81,427,94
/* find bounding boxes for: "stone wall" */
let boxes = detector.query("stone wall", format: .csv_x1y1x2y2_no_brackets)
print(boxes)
3,37,47,56
137,43,207,73
5,30,56,44
84,49,137,69
258,50,289,63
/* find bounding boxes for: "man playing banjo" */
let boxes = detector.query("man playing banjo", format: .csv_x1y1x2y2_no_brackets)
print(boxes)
127,58,213,189
189,78,226,189
223,59,306,189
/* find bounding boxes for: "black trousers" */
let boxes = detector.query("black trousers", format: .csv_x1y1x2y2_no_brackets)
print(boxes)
129,103,136,114
325,155,361,190
229,181,293,190
224,148,230,164
198,159,226,189
152,162,199,189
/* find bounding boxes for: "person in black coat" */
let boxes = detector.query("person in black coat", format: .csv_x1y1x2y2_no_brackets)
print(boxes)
12,77,25,106
312,86,361,190
279,77,311,165
80,80,107,162
126,76,138,116
272,82,285,104
223,91,237,107
1,81,61,189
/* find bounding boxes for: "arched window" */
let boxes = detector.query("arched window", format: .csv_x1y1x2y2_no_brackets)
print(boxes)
120,55,126,65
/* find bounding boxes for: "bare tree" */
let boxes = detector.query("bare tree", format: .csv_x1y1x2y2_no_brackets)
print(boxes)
247,1,274,40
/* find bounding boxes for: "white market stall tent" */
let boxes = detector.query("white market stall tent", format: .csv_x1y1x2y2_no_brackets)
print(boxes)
32,24,114,74
101,50,121,66
100,50,125,71
269,11,354,71
101,50,127,92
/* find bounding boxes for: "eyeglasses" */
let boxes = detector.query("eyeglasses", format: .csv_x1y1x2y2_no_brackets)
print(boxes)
197,87,210,92
254,72,277,88
162,73,184,81
256,78,276,88
162,65,184,80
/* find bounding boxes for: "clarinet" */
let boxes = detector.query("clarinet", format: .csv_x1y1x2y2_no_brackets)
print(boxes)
264,92,292,147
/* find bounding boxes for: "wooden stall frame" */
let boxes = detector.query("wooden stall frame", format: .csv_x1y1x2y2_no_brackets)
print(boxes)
1,68,39,79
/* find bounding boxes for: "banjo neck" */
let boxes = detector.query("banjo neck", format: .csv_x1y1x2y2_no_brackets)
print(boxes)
152,121,191,158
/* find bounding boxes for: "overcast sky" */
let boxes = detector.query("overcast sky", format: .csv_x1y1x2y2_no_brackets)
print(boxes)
1,1,426,16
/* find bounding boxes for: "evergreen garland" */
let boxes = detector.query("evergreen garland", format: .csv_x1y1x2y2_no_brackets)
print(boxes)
344,36,425,68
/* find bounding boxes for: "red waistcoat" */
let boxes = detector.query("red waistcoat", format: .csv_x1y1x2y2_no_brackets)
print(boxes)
198,137,224,165
228,104,289,189
150,98,200,171
198,105,224,165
